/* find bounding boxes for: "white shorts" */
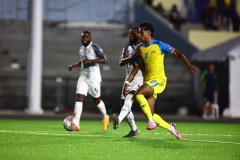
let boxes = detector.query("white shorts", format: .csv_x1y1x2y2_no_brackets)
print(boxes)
76,76,101,98
121,78,143,99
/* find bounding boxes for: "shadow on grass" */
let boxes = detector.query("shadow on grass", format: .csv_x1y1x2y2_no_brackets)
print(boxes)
114,137,184,149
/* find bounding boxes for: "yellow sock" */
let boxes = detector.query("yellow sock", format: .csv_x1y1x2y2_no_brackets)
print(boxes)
153,114,170,130
135,94,153,119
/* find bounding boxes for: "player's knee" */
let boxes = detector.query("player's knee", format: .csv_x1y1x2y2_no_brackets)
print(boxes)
94,98,101,105
76,94,84,102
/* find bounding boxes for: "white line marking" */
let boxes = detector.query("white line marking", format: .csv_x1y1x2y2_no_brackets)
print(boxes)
182,133,239,137
1,130,240,145
182,139,240,145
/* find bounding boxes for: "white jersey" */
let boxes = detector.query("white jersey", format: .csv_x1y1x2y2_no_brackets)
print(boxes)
79,42,103,81
120,43,143,99
121,43,143,81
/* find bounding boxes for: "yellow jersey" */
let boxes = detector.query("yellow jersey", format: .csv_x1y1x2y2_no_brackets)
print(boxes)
139,39,174,82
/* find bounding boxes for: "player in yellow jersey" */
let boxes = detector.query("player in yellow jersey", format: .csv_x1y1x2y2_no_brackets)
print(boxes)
123,21,198,140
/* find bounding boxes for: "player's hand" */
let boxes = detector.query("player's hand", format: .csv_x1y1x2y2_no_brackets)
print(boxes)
68,65,73,71
123,83,128,97
188,64,198,72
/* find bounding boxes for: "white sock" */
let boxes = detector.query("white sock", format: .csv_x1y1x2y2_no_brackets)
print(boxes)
126,111,137,131
97,100,108,119
118,94,134,123
149,118,156,125
74,101,83,126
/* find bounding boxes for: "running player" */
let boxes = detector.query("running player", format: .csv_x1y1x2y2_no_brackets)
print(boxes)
112,28,142,137
125,21,198,140
68,31,109,131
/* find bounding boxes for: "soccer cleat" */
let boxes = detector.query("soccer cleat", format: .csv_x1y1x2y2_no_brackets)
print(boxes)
102,115,110,131
169,123,182,140
123,129,140,138
146,123,157,130
75,126,80,131
111,113,119,130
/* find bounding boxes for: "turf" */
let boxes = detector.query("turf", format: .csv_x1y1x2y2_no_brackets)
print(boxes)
0,119,239,160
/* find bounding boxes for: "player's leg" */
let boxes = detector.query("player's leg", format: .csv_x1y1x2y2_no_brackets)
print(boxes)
123,111,140,137
74,78,89,131
151,110,182,139
93,97,109,131
202,100,207,119
147,95,171,131
89,80,109,131
148,80,169,130
147,95,170,131
112,92,135,129
74,94,84,131
203,100,210,119
152,80,181,139
118,93,134,123
89,80,108,119
135,83,157,130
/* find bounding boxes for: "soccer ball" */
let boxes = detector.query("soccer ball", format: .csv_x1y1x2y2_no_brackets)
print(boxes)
63,116,78,131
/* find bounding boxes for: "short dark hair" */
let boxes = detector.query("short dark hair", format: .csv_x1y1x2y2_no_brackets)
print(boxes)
130,27,139,33
82,30,91,36
131,27,139,31
139,21,154,37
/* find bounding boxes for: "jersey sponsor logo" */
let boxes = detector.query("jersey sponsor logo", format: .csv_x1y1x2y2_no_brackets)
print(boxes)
151,50,156,54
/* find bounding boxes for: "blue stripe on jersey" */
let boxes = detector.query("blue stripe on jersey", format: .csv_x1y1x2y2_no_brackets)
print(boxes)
150,82,160,88
152,39,174,54
139,42,144,47
92,43,104,56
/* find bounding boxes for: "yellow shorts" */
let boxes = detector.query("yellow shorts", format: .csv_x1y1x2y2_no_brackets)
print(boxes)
145,79,167,98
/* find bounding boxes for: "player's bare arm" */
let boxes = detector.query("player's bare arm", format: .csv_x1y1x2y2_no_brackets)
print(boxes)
83,54,106,64
172,49,198,72
68,62,81,71
132,46,145,71
119,51,134,66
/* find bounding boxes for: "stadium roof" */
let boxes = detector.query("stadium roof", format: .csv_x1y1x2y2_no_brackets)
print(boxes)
191,36,240,62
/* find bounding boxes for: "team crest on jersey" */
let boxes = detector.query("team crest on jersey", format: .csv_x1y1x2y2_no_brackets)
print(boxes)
144,53,148,59
87,50,91,54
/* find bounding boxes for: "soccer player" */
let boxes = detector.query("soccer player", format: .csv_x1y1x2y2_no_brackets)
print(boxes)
125,21,198,140
68,31,109,131
111,28,142,137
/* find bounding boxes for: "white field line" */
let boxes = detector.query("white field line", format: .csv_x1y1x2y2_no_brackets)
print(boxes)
182,139,240,145
182,133,239,137
1,130,240,145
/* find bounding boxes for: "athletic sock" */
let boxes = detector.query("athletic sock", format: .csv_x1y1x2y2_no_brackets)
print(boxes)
153,113,170,130
118,94,134,123
135,94,153,120
126,111,137,131
97,100,108,119
74,101,83,126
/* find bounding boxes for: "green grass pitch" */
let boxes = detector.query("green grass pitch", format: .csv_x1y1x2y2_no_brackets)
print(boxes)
0,119,239,160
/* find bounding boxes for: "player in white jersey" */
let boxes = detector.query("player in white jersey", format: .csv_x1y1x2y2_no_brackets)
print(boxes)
68,31,109,131
112,28,143,137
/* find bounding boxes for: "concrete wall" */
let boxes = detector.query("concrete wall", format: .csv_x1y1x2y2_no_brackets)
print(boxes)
189,30,240,50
